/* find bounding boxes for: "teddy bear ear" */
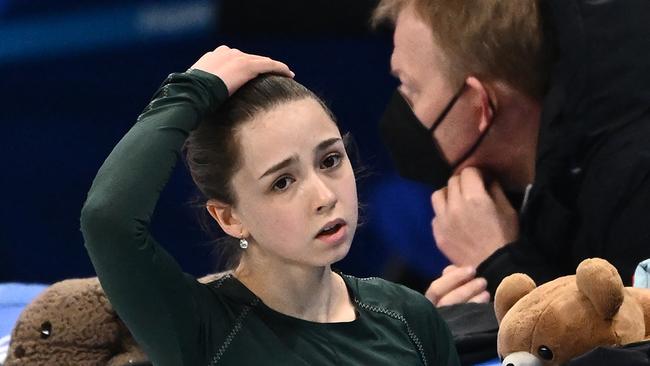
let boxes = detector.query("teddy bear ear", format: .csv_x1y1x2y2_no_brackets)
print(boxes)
494,273,536,324
576,258,624,319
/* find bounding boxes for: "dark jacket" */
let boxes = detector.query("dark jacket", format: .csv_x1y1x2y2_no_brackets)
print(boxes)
478,0,650,295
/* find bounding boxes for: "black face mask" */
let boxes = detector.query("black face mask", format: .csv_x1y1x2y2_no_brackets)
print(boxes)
379,86,492,189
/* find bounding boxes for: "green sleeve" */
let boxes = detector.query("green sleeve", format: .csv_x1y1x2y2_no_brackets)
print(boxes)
361,277,461,366
404,287,461,366
80,69,228,366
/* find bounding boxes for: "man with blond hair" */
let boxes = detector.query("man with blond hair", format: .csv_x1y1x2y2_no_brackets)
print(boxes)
374,0,650,306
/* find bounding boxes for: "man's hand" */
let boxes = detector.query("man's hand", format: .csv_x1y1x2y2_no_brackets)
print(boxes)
425,265,490,306
431,167,518,267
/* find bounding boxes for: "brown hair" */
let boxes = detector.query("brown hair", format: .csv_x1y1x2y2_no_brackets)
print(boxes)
372,0,550,99
183,74,339,269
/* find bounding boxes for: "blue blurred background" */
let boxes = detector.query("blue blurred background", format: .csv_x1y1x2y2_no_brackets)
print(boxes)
0,0,447,291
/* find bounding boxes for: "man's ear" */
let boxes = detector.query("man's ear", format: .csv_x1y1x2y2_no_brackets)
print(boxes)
465,76,495,133
206,199,247,238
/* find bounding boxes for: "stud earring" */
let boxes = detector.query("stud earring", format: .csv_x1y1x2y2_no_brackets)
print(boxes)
239,237,248,249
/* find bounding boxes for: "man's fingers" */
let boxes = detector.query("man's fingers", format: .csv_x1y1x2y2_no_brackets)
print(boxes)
424,286,438,304
468,290,491,304
431,187,448,215
461,166,484,181
424,266,476,304
459,167,488,199
488,179,510,206
446,175,462,206
436,277,488,307
442,264,459,275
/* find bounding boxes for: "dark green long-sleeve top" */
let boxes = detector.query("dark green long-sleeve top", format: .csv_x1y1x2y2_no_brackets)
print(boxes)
80,69,460,366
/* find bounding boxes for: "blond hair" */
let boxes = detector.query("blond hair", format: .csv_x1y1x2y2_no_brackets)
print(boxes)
372,0,549,99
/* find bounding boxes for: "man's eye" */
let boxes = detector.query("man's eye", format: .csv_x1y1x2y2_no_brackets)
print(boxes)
321,153,342,169
272,176,295,192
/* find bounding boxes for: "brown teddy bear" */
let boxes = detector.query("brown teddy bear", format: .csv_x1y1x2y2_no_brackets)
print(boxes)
4,277,149,366
494,258,650,366
4,273,228,366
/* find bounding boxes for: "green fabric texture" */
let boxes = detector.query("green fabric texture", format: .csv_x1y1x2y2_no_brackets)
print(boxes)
80,69,460,366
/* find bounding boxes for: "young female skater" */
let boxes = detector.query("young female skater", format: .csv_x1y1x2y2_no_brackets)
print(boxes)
81,46,459,366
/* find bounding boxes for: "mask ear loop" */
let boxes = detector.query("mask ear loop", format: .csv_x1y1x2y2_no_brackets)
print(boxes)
428,83,468,133
448,96,497,170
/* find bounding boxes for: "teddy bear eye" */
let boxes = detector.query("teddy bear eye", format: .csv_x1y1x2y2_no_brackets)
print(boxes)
40,321,52,339
537,345,554,360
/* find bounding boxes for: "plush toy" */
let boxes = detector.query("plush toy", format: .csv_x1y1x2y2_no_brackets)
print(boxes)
4,272,228,366
4,277,149,366
494,258,650,366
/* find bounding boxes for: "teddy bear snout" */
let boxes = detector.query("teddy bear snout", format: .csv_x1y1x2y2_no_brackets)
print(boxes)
502,351,543,366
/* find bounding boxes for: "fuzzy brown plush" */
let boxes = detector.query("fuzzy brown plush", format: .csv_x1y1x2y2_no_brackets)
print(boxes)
4,273,228,366
494,258,650,366
4,277,149,366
